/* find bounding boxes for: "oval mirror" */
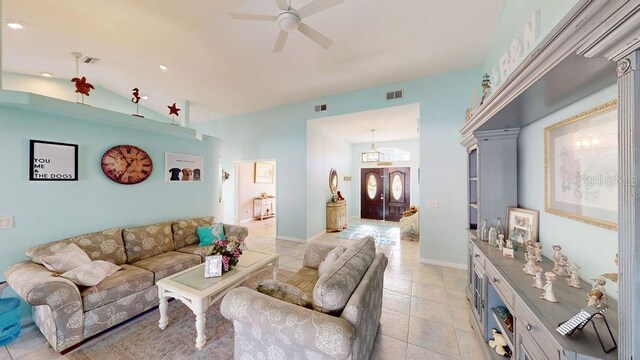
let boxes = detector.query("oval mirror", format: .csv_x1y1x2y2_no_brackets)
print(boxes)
329,168,338,194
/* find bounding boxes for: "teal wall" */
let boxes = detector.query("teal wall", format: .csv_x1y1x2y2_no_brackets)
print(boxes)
518,84,618,298
306,122,352,238
2,72,169,123
351,139,420,219
0,96,223,320
482,0,577,89
195,67,480,265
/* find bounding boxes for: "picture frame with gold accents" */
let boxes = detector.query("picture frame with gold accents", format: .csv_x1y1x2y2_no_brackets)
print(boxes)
544,100,618,230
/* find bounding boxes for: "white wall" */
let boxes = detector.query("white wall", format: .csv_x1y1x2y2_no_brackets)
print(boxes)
237,161,276,222
351,139,420,218
306,122,352,238
518,84,618,298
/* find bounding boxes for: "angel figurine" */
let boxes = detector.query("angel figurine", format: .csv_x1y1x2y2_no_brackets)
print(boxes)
552,244,563,262
566,262,581,288
523,252,537,275
541,272,558,303
531,265,544,289
554,254,570,276
533,242,543,262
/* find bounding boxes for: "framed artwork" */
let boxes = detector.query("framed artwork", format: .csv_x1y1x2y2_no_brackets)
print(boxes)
545,100,618,230
165,153,203,182
506,207,539,243
29,140,78,181
204,255,222,278
254,162,274,184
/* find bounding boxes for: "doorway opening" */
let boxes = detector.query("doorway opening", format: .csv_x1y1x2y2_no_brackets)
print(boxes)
234,160,276,237
361,167,410,221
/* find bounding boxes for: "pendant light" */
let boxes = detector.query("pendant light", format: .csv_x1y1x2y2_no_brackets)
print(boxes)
362,129,383,163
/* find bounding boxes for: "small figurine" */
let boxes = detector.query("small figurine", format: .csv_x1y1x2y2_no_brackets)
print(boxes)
540,272,558,303
337,191,345,201
168,102,181,125
566,262,581,288
523,253,537,275
488,329,511,357
480,73,492,105
131,88,144,118
532,265,544,289
552,244,563,262
497,234,505,251
71,76,95,104
533,242,543,262
589,277,608,305
587,289,605,308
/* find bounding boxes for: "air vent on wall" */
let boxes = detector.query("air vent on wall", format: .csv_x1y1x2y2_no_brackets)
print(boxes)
315,104,327,112
82,56,100,64
386,89,403,100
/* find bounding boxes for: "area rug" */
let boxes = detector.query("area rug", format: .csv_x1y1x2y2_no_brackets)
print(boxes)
336,223,399,245
68,267,296,360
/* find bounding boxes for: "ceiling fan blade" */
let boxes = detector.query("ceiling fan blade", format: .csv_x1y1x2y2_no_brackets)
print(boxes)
274,0,289,11
228,13,277,21
298,23,333,49
298,0,344,18
273,30,289,52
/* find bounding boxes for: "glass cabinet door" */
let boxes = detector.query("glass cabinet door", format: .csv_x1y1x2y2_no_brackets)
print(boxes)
471,264,485,324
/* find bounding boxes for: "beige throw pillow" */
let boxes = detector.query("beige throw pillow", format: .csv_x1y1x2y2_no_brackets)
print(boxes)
318,246,344,276
257,279,312,308
40,243,92,273
60,260,121,287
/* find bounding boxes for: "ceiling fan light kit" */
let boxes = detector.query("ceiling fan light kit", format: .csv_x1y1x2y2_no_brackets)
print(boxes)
278,11,300,32
228,0,344,52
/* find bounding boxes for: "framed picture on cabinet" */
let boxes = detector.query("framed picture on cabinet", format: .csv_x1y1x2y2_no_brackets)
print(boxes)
506,207,539,243
29,140,78,181
544,100,618,230
165,153,203,182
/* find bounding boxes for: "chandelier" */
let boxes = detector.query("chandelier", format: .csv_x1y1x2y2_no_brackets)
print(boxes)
361,129,383,163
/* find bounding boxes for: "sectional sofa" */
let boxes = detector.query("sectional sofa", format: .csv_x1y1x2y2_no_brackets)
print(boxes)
4,216,248,353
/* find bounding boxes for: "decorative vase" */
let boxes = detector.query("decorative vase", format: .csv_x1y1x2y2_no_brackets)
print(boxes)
481,219,489,241
496,218,504,237
508,229,518,251
488,227,497,246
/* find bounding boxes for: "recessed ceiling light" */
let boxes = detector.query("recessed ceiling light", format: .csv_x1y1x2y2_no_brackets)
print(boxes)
141,95,149,100
41,72,52,78
159,64,168,71
7,21,25,30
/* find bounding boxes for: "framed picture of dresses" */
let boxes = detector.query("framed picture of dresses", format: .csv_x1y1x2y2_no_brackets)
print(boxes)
506,207,539,243
165,153,203,182
29,140,78,181
545,100,617,230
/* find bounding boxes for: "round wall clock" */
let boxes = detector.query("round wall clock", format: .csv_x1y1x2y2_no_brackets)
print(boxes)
101,145,153,184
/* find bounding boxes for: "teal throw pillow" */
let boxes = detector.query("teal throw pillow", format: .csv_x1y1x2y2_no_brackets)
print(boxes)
197,223,225,246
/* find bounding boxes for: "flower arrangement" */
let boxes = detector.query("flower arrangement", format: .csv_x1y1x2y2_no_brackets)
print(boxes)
205,235,243,272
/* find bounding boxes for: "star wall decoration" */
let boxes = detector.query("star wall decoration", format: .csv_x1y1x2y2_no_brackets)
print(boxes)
168,103,181,116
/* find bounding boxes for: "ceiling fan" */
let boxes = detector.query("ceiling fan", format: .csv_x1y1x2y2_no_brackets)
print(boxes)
228,0,344,52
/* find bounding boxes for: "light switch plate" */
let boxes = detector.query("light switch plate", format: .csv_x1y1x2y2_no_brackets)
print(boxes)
0,216,13,229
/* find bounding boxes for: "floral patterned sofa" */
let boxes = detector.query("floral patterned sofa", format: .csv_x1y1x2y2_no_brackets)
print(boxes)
4,216,248,353
221,236,388,360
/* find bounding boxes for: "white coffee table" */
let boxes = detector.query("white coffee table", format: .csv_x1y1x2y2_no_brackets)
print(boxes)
157,249,279,349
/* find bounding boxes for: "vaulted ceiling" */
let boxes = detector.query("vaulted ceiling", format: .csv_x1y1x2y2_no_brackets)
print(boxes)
2,0,505,123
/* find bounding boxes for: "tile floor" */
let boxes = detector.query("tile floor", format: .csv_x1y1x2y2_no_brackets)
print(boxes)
1,217,486,360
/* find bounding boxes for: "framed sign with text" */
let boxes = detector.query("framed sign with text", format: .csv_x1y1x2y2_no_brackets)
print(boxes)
29,140,78,181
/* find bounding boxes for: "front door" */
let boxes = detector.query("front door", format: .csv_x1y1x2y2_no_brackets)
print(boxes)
360,167,411,221
385,167,410,221
361,168,384,220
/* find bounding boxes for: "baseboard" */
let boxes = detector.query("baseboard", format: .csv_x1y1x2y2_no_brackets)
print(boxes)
420,258,467,270
275,235,306,243
306,231,325,242
238,218,254,224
